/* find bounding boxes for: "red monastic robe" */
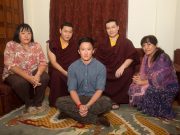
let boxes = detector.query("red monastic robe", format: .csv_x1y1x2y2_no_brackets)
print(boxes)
95,36,139,104
48,37,79,107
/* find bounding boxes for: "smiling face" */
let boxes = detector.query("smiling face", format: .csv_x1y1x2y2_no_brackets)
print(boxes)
142,42,157,57
19,28,32,45
106,21,119,38
78,42,94,64
60,26,73,42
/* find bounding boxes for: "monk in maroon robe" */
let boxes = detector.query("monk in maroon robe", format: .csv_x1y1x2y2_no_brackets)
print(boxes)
95,19,139,109
48,22,79,107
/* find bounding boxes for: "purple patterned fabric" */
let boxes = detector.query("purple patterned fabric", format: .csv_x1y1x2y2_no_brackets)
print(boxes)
129,53,179,119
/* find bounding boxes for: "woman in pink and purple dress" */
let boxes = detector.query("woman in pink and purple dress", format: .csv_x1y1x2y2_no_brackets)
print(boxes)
129,35,179,119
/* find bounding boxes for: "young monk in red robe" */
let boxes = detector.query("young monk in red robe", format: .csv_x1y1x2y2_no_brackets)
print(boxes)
95,19,139,109
48,22,79,107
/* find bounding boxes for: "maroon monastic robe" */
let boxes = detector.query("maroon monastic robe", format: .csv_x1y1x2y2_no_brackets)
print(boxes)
48,37,79,107
95,36,139,104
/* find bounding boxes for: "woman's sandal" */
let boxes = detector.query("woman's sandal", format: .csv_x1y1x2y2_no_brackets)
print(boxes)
112,103,120,110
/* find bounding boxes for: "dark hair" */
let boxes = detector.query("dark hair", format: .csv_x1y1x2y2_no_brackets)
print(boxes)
13,23,34,43
141,35,158,46
78,37,95,48
60,22,73,29
141,35,164,62
105,19,119,26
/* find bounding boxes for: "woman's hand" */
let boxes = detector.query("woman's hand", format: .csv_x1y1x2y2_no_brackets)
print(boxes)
132,74,147,85
33,77,41,88
28,75,41,88
34,74,41,83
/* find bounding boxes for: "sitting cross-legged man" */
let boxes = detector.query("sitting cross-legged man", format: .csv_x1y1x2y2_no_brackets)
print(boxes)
56,37,112,127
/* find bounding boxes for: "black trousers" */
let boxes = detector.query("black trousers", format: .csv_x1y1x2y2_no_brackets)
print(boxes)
56,95,112,124
5,71,49,108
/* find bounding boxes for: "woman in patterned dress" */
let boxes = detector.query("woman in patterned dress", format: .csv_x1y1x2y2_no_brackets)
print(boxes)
129,35,179,119
2,23,49,114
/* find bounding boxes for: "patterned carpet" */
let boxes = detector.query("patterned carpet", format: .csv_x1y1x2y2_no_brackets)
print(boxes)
0,103,180,135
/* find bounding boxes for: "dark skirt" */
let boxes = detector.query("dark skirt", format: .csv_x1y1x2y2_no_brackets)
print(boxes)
137,84,179,119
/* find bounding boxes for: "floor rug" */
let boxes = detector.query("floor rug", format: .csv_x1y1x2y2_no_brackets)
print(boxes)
0,104,180,135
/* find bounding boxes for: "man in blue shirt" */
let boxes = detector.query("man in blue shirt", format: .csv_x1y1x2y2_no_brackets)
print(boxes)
56,37,112,127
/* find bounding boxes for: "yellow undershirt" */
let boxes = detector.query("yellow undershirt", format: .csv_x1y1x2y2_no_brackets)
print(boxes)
60,37,68,49
110,34,119,47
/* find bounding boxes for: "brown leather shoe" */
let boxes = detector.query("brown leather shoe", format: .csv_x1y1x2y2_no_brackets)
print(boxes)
96,116,110,127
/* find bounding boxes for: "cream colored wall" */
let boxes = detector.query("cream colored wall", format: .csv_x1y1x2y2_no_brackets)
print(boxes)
128,0,178,58
128,0,157,47
155,0,177,59
174,0,180,50
23,0,179,59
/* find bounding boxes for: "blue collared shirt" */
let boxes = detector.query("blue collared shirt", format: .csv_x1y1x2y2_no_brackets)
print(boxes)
68,58,106,96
